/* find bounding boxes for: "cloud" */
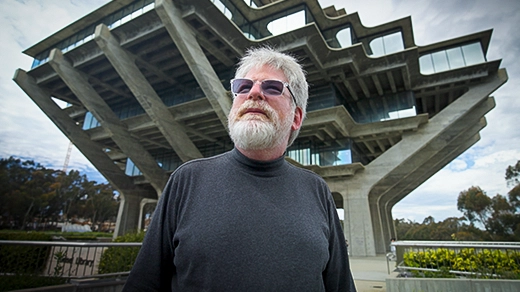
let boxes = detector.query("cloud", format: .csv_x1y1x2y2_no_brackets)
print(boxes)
0,0,110,181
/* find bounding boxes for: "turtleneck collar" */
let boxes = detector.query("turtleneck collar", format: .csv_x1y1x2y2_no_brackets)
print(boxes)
230,148,287,176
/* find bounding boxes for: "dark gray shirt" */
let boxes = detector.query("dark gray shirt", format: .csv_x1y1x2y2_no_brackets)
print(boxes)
123,148,356,291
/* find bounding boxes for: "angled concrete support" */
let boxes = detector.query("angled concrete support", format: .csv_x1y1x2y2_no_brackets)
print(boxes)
330,70,507,256
13,69,136,193
94,24,203,162
155,0,231,130
14,69,155,237
47,49,168,194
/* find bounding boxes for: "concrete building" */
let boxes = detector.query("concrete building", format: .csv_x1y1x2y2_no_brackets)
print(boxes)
14,0,506,256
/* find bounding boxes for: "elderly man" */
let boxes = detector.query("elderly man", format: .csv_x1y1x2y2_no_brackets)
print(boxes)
123,47,356,291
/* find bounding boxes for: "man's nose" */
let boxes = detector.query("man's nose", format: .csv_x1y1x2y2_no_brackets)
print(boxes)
247,82,265,101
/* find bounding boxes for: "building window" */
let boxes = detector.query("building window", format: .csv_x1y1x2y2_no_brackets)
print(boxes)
212,0,233,19
31,0,155,69
82,112,100,130
242,0,257,8
369,32,404,57
419,42,485,74
267,10,305,36
346,91,416,124
336,27,352,48
287,141,353,167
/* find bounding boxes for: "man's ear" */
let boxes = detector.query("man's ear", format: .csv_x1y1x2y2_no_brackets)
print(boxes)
291,107,303,131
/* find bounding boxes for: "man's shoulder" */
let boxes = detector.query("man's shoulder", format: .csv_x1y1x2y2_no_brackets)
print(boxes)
175,151,230,173
285,161,327,183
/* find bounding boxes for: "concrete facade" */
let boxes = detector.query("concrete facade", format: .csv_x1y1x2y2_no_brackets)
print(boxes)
15,0,506,256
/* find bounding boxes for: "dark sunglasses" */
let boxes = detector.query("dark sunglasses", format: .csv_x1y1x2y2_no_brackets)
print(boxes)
230,78,297,105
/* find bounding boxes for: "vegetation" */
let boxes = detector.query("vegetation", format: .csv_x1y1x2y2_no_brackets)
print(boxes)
0,156,119,231
98,232,145,274
396,160,520,242
403,248,520,279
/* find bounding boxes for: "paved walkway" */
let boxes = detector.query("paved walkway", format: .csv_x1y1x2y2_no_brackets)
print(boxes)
350,255,393,292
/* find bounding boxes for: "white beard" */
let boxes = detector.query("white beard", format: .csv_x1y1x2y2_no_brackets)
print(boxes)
228,100,293,151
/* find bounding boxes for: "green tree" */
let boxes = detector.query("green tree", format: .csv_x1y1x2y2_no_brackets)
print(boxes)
457,186,492,226
505,160,520,187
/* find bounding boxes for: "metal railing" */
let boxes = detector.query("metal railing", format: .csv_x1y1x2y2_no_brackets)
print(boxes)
0,240,141,280
390,241,520,279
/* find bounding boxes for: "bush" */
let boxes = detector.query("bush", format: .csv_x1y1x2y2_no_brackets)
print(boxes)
98,232,145,274
0,232,52,274
0,275,66,292
403,248,520,279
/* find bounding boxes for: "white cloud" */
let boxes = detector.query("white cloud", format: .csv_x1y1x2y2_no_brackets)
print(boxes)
0,0,110,181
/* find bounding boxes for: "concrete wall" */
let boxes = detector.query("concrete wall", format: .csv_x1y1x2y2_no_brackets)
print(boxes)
13,279,125,292
386,277,520,292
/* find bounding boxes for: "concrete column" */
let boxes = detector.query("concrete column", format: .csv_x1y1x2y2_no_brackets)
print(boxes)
155,0,231,130
114,194,143,238
138,198,158,231
47,49,167,194
94,24,203,162
328,177,377,256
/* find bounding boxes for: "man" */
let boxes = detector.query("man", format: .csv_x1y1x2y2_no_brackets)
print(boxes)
123,47,356,291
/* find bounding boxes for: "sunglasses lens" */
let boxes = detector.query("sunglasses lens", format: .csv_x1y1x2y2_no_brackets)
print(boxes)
232,79,253,94
261,80,284,96
231,79,286,97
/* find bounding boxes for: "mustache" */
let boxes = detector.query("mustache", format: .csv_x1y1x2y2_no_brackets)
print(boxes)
236,100,275,119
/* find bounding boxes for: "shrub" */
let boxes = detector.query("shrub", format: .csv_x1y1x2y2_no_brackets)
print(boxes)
403,248,520,279
0,232,52,274
98,232,145,274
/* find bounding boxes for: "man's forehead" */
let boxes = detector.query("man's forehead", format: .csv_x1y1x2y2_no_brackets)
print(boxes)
245,64,287,81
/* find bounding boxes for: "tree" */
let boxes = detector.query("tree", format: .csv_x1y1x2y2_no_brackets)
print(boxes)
457,186,492,226
505,160,520,187
0,157,119,230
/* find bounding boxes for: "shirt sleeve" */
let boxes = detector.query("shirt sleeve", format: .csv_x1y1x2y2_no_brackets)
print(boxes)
122,175,177,292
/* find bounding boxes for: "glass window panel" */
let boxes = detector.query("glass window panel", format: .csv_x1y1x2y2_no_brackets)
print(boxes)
419,55,435,74
446,47,465,69
131,9,143,19
337,28,352,48
125,159,135,175
267,10,305,36
382,32,404,55
333,149,352,165
462,43,485,66
121,14,132,24
83,112,93,130
243,0,257,7
369,37,384,57
143,3,154,13
431,51,449,72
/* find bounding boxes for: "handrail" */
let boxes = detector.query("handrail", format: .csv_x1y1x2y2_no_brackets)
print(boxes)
0,240,141,247
0,240,142,280
390,240,520,279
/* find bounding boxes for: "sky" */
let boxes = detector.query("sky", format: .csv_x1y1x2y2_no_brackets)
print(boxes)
1,0,519,223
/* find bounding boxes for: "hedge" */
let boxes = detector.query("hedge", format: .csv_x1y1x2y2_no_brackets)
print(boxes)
403,248,520,279
98,232,145,274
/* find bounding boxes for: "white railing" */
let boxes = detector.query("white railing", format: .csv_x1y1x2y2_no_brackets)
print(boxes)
0,240,141,279
389,241,520,279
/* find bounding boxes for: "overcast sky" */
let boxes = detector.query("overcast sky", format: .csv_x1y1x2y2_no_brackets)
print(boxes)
1,0,519,223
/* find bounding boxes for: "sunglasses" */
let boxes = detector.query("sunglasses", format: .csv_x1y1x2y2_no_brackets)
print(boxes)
230,78,297,105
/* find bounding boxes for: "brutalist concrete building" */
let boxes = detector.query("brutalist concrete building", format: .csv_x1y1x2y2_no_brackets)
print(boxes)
14,0,507,256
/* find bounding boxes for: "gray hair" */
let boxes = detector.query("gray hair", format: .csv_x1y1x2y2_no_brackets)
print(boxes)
234,46,308,146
